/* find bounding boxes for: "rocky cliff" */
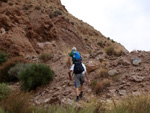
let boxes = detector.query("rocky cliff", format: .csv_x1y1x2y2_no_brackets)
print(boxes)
0,0,126,57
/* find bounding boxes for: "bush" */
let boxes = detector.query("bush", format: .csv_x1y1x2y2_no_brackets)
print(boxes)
1,92,33,113
0,57,28,83
38,53,53,63
35,5,41,10
0,83,11,101
54,10,62,15
49,10,62,18
100,69,109,78
94,79,111,95
102,79,111,89
8,63,32,81
19,63,54,91
114,50,123,57
94,82,103,94
0,52,9,66
105,46,115,56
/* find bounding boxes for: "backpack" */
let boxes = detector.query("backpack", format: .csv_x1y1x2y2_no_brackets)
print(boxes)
73,61,84,74
72,51,81,62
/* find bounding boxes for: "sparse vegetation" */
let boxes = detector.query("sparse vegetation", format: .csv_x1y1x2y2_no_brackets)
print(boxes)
1,92,33,113
0,89,149,113
105,46,115,56
97,41,105,48
35,5,41,10
0,57,28,83
111,39,115,43
39,53,53,63
54,10,62,15
107,37,110,40
94,82,104,94
0,83,11,101
49,10,62,18
102,79,111,89
0,108,5,113
0,52,9,66
109,95,150,113
19,63,54,91
90,80,97,88
100,69,109,78
94,79,111,95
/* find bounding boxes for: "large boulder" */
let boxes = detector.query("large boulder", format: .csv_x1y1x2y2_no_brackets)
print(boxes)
85,60,100,73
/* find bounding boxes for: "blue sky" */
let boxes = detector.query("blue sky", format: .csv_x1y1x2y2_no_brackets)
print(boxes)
61,0,150,51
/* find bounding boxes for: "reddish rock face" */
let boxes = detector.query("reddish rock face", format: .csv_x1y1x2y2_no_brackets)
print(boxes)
0,0,126,57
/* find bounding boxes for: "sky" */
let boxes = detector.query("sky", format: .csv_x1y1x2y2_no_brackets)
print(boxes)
60,0,150,52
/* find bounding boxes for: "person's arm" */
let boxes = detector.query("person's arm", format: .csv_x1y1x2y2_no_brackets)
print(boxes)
68,70,73,81
85,71,91,85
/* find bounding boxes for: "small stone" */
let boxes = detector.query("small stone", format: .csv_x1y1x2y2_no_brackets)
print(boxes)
118,90,127,96
108,69,119,77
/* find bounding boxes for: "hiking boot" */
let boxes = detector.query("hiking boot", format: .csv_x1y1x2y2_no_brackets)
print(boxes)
79,92,83,99
75,96,79,102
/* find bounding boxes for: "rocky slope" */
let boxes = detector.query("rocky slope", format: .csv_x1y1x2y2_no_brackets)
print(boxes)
0,0,126,57
0,0,149,107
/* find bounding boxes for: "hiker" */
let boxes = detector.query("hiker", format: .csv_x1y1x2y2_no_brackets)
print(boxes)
68,62,91,102
67,47,82,68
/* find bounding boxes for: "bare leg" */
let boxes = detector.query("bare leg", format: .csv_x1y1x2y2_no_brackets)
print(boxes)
80,85,83,92
75,88,79,96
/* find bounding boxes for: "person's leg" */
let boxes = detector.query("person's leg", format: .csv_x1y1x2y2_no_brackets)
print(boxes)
80,85,83,92
75,86,79,96
74,75,81,102
79,74,85,98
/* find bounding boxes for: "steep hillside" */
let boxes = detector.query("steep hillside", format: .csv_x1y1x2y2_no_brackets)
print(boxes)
0,0,126,57
2,0,149,110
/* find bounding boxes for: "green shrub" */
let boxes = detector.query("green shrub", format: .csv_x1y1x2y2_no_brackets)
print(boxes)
19,63,54,91
8,63,32,81
54,10,62,15
0,52,9,66
105,46,115,56
0,57,28,83
49,10,62,18
111,39,115,43
1,92,33,113
0,83,11,101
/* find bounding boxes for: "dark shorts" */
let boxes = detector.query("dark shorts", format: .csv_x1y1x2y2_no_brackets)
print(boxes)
74,74,85,88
